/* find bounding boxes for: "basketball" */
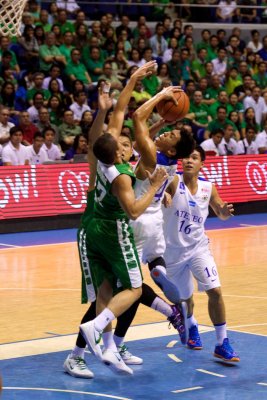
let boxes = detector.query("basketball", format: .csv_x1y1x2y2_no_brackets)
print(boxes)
157,91,190,122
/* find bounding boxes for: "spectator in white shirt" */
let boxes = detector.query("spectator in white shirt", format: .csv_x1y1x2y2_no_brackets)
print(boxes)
42,127,62,160
56,0,80,14
216,0,237,22
237,126,258,154
69,91,91,122
2,127,29,166
255,120,267,153
243,86,267,126
26,131,49,164
27,92,45,124
218,124,238,155
43,64,64,92
211,48,227,83
0,107,14,145
246,30,263,54
200,129,224,156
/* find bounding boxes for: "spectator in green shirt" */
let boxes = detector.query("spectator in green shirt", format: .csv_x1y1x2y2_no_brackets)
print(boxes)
192,48,208,81
189,90,212,143
0,37,20,74
196,29,211,52
228,92,244,120
26,72,51,106
35,9,52,32
65,48,91,86
57,9,75,35
58,109,82,151
205,74,226,103
209,90,232,119
205,105,237,139
84,46,104,83
252,61,267,90
39,32,66,72
207,35,219,61
142,69,159,96
167,49,182,85
59,31,75,64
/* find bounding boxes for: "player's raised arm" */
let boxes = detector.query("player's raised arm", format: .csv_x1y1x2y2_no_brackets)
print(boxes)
107,61,157,139
209,184,234,220
132,86,182,171
87,83,113,190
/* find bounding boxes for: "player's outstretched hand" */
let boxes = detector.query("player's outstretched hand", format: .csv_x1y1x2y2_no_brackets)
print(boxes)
221,202,234,218
146,167,168,190
98,81,113,111
131,61,158,80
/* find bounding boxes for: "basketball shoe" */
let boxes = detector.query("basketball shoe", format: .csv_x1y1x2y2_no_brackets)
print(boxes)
168,303,188,345
102,349,133,375
80,321,102,360
118,344,143,365
63,354,94,378
187,325,203,350
214,338,240,362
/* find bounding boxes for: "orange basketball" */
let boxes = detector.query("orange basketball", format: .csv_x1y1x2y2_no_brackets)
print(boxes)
157,91,190,122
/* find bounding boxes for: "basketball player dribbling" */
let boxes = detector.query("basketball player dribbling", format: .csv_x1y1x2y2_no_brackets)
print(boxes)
163,146,240,362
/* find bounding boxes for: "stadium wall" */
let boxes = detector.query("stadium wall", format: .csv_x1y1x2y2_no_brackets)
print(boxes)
0,155,266,233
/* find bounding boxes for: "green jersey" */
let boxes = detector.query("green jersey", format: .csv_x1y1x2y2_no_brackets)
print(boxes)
80,189,95,228
94,161,136,220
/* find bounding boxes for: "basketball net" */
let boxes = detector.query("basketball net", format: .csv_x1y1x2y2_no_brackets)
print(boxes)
0,0,28,36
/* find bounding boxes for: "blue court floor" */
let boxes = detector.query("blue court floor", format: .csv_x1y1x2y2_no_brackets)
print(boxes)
1,330,267,400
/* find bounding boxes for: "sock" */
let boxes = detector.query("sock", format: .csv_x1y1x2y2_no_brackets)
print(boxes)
214,322,227,345
71,345,85,359
94,308,115,332
113,334,124,348
102,331,117,351
187,314,197,328
151,297,173,317
152,265,166,275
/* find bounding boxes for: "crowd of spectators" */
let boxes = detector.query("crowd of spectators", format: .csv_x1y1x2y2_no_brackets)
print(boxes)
0,0,267,166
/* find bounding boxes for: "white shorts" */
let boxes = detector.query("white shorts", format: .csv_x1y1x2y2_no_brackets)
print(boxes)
130,210,166,264
165,239,220,299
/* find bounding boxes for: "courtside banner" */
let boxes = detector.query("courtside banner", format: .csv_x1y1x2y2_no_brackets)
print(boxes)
0,155,266,219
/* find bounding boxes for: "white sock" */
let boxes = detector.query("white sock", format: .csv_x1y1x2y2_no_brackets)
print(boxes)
214,323,227,345
71,345,85,359
102,331,117,351
187,315,197,328
151,297,173,317
113,334,124,347
94,308,115,332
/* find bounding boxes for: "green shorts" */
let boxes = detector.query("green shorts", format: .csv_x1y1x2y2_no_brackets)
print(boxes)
86,217,143,290
77,227,97,304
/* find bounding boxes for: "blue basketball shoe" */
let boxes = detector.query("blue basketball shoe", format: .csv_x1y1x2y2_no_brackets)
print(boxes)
214,338,240,362
168,303,188,345
187,325,203,350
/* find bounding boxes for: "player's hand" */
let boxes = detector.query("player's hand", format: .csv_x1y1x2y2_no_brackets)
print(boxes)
160,86,183,105
98,81,113,111
131,61,158,80
162,191,172,208
146,167,168,190
221,202,234,218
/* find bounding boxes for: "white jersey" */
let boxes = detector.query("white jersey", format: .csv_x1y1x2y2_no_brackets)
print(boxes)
134,151,177,214
163,173,212,249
